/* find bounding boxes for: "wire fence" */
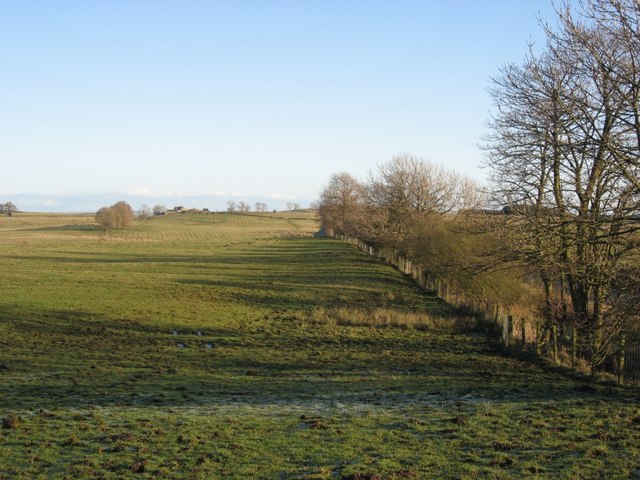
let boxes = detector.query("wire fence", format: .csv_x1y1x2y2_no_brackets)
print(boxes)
623,341,640,384
336,234,640,385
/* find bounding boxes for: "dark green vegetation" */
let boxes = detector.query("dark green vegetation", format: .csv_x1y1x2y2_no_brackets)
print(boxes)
1,213,639,479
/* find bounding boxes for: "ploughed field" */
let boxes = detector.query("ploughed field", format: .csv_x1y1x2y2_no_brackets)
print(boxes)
0,212,639,479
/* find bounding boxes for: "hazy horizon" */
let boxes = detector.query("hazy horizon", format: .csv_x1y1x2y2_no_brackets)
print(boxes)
4,192,316,214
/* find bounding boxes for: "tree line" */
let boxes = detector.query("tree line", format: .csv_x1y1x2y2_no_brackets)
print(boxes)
320,0,640,376
94,199,298,229
485,0,640,374
318,154,511,305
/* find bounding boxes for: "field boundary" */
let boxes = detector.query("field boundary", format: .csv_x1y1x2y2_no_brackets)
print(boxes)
335,234,640,385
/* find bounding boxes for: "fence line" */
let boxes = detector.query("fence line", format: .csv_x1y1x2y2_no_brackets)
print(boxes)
336,234,507,332
624,342,640,384
335,234,640,385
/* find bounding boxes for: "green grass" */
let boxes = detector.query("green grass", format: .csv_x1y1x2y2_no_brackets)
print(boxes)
1,212,639,479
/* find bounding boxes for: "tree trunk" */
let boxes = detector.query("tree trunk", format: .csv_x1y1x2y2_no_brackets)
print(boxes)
618,334,626,385
571,324,578,370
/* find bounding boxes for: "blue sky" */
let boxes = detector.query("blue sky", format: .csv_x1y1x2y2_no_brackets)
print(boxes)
0,1,557,212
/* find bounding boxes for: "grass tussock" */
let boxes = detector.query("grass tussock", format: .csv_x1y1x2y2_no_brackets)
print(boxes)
298,307,478,332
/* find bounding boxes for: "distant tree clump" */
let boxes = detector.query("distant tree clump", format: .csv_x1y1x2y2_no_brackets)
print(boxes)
319,155,483,243
0,202,17,213
138,205,152,219
238,201,251,213
153,205,167,216
227,200,237,213
319,172,366,237
96,201,134,229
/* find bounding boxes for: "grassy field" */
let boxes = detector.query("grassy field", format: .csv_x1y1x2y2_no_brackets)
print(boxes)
1,212,639,479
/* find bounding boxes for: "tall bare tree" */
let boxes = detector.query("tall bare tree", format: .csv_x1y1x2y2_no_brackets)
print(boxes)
485,0,640,372
238,201,251,213
319,172,366,236
366,154,482,246
138,205,152,219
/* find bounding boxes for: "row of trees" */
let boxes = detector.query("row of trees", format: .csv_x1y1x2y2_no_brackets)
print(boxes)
318,155,508,304
484,0,640,372
99,200,299,223
320,1,640,376
226,201,273,213
319,155,534,307
319,153,483,244
136,205,171,218
226,201,304,213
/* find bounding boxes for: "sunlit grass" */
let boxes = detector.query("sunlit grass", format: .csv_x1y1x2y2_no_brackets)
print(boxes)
1,212,639,479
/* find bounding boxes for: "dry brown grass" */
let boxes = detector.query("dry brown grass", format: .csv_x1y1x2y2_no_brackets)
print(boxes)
295,306,478,332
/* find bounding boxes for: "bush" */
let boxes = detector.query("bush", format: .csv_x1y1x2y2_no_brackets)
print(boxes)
96,201,134,229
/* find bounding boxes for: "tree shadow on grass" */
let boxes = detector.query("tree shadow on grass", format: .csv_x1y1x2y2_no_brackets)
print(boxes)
1,306,637,412
17,224,101,233
2,236,637,412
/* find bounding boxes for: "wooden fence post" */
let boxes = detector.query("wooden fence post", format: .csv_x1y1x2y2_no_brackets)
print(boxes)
552,324,559,363
520,318,526,350
571,325,577,370
618,334,626,385
626,340,640,384
506,315,513,347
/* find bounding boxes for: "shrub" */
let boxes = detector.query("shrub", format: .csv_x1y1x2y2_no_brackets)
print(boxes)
96,201,134,229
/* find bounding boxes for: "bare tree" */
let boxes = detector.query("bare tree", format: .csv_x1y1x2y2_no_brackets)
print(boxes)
366,154,482,246
95,207,116,229
368,154,468,215
114,201,134,228
255,202,268,213
96,201,134,229
284,202,302,212
0,202,17,213
319,172,366,236
227,200,237,213
138,205,152,219
153,205,167,216
485,0,640,372
238,201,251,213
